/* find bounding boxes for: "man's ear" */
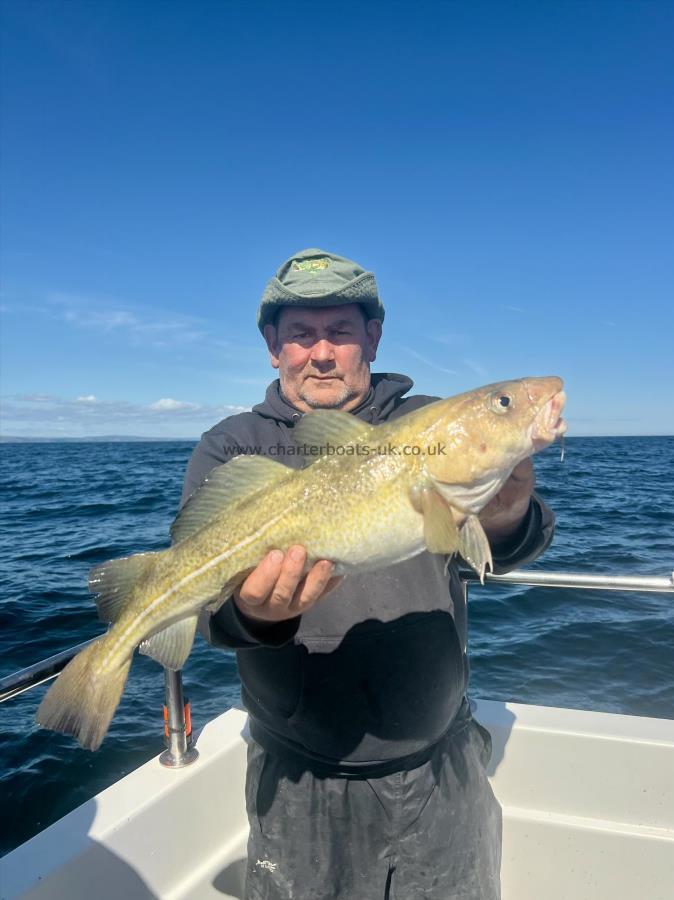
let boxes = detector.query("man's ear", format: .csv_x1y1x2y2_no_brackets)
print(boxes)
365,319,383,363
263,324,280,369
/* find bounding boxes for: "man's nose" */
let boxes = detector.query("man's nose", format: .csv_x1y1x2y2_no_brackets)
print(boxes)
310,339,336,362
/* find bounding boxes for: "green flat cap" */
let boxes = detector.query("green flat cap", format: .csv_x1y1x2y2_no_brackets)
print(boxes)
257,248,385,333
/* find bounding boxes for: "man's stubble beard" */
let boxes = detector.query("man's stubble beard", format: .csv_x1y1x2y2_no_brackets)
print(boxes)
297,379,354,410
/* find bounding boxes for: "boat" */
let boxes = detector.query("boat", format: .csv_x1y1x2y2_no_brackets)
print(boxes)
1,568,673,900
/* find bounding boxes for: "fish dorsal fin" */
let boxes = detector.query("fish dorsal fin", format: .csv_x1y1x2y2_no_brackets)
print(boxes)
139,615,199,670
171,455,292,544
412,485,461,554
458,515,493,584
89,552,160,623
293,410,372,459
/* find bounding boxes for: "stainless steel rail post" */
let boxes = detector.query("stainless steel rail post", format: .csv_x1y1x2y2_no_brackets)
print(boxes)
159,668,199,768
0,639,200,769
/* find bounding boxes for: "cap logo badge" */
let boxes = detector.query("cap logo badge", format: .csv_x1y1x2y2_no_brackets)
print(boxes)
291,258,331,274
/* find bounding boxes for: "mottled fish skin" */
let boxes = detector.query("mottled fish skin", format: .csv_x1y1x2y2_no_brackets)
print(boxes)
36,376,566,750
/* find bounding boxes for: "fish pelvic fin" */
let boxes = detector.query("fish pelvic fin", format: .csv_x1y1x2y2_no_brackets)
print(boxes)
139,615,199,670
36,639,132,751
140,571,252,669
90,551,160,624
459,515,493,584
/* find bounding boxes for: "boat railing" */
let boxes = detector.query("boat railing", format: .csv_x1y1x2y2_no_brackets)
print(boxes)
2,567,672,768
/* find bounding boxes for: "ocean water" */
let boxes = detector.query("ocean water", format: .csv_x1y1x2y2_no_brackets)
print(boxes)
1,436,673,856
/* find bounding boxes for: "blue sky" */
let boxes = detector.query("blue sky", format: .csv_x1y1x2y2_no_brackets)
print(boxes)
1,0,672,438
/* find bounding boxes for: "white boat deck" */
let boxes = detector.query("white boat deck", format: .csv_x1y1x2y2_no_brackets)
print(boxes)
2,700,673,900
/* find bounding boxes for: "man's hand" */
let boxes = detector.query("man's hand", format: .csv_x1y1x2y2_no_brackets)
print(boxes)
479,458,535,545
232,545,341,624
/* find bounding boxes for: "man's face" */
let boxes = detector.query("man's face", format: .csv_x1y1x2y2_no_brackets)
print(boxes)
263,304,382,413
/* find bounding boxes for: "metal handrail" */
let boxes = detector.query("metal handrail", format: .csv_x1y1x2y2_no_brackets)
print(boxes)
0,637,98,703
2,567,672,766
461,569,674,593
0,638,198,769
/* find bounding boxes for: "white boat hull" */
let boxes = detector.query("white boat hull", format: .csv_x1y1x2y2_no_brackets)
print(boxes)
2,700,673,899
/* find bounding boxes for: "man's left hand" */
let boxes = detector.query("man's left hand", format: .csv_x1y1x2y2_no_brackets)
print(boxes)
478,458,534,545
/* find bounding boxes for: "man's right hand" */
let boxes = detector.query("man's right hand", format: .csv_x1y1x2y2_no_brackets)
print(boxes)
232,545,341,624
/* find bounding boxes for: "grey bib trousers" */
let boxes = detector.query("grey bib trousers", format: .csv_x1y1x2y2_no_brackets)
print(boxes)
243,710,502,900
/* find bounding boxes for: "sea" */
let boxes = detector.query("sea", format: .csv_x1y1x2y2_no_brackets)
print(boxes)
1,436,673,856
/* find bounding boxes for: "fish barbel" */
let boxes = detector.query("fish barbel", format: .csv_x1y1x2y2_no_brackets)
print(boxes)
36,376,566,750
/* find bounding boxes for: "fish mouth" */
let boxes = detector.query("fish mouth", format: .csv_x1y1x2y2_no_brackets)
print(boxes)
531,389,567,451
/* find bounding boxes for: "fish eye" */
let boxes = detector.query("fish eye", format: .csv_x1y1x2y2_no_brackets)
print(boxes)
489,392,512,414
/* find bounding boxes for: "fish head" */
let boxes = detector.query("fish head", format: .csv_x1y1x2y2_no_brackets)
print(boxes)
421,376,566,509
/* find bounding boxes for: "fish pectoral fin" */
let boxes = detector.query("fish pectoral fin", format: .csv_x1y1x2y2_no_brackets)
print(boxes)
415,485,461,554
90,552,160,623
139,615,199,671
171,455,293,545
292,409,373,460
458,515,493,584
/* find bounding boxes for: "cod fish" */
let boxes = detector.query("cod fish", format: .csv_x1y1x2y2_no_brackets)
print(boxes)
37,376,566,750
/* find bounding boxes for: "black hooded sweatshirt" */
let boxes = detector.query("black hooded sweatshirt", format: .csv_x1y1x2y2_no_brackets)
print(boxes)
182,374,554,775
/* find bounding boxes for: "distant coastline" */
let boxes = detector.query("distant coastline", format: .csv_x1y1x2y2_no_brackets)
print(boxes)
0,435,198,443
1,434,672,444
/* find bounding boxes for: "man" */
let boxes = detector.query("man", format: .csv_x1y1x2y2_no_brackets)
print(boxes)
182,249,554,900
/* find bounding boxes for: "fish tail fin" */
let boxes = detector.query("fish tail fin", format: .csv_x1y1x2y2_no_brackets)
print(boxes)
36,639,132,751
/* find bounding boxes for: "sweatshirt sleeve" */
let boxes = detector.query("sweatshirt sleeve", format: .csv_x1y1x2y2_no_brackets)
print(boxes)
183,426,301,650
489,491,555,575
198,599,302,650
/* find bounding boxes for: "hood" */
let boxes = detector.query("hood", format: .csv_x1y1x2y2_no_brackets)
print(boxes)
251,373,414,426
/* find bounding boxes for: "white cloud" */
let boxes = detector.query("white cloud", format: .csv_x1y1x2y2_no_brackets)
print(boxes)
399,346,457,377
48,292,213,349
149,398,198,412
429,333,470,348
463,359,488,380
0,394,248,439
16,393,58,403
4,289,264,367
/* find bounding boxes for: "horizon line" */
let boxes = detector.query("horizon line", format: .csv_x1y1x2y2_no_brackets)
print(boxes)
2,433,673,443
